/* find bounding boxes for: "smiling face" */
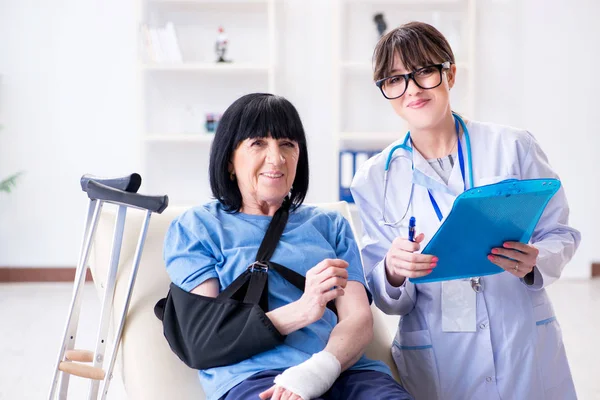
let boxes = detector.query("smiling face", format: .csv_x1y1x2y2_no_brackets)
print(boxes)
372,22,457,131
387,52,456,130
209,93,309,214
230,135,299,213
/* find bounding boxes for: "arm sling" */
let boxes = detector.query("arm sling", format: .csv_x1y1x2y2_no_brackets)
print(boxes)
154,200,338,370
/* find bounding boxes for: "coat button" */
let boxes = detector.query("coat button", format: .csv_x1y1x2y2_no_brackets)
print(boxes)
479,323,488,329
486,377,493,383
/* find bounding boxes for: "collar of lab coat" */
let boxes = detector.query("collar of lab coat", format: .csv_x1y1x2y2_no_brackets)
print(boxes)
411,134,469,197
447,133,471,194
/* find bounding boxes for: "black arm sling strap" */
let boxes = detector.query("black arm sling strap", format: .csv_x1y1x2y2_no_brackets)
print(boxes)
154,199,337,370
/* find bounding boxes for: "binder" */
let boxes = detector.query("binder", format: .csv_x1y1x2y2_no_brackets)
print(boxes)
339,151,355,203
354,152,370,173
410,178,561,284
339,150,384,203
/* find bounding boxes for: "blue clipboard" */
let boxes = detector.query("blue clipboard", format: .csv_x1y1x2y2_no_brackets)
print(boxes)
410,178,561,284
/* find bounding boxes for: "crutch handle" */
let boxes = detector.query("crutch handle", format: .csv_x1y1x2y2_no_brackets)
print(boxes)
65,349,94,363
85,180,169,214
80,173,142,194
58,361,105,381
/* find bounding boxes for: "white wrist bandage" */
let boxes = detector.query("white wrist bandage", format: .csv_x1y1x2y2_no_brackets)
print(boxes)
274,351,341,400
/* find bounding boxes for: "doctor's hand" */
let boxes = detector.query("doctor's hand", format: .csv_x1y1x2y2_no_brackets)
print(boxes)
385,233,438,287
488,241,538,278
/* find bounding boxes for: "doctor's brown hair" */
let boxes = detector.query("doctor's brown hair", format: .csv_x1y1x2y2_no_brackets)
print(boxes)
373,21,456,81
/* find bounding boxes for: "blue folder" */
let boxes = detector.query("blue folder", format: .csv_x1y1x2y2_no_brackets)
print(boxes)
410,179,561,284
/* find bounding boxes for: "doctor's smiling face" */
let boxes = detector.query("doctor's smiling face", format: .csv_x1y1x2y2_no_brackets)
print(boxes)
373,22,457,131
386,53,456,130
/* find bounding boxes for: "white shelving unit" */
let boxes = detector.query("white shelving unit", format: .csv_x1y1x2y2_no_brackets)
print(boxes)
332,0,477,203
137,0,277,205
141,63,271,72
144,134,215,143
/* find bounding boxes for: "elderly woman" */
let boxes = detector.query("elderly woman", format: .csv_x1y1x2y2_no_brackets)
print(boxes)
160,93,411,400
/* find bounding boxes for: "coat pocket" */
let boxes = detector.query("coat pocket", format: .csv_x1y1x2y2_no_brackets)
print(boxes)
391,329,440,400
533,302,574,395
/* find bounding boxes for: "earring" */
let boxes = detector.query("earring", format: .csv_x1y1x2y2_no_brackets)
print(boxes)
230,172,236,181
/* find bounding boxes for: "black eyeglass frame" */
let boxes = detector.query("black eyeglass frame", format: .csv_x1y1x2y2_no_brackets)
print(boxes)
375,61,452,100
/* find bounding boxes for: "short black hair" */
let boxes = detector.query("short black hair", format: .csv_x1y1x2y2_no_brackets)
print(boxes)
209,93,309,212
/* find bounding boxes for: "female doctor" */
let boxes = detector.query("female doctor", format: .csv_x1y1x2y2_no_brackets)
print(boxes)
351,22,581,400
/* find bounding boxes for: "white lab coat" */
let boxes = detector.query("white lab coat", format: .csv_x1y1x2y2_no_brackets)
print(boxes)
351,120,581,400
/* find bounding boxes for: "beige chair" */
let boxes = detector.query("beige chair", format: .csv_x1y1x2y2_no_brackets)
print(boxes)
89,201,398,400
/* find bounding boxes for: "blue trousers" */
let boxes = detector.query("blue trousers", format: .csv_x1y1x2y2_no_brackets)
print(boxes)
221,369,414,400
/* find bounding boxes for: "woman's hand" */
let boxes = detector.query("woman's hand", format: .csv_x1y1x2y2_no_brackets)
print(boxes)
259,351,341,400
266,259,347,336
488,241,538,278
296,258,348,325
259,385,302,400
385,233,438,287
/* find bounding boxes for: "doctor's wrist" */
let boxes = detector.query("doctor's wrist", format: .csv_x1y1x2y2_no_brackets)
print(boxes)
384,256,406,287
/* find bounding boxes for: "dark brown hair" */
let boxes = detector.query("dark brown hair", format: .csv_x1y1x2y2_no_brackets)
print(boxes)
373,21,455,81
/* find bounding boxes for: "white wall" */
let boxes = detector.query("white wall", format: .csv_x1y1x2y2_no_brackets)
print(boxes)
0,0,597,277
519,0,600,278
0,0,139,266
275,0,336,206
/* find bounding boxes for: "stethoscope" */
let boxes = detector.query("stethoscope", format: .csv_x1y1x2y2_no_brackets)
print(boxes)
381,112,483,292
381,112,473,226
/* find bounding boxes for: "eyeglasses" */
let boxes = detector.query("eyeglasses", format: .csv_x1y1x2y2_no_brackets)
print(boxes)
375,61,452,100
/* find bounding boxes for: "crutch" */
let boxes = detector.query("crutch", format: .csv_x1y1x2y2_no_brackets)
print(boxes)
48,173,168,400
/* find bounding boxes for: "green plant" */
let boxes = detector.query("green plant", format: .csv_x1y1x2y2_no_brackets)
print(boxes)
0,171,23,194
0,121,23,193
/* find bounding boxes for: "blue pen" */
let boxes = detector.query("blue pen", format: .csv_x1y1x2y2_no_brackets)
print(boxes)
408,217,416,242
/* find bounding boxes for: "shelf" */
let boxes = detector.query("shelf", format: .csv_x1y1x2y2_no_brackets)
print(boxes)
148,0,268,4
144,134,215,143
140,0,277,209
334,0,476,202
343,0,463,5
340,131,402,142
142,63,272,72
